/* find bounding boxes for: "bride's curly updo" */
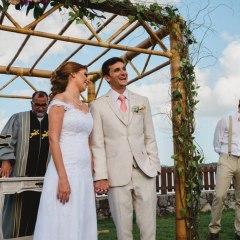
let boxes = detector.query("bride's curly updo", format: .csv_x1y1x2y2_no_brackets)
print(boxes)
49,61,87,102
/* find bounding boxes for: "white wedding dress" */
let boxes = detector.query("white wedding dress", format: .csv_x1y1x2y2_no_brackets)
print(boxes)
33,99,97,240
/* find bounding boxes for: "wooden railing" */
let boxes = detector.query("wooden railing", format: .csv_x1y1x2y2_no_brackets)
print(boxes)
156,165,235,195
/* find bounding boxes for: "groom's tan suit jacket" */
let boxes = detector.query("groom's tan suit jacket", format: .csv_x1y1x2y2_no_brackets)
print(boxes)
91,90,160,186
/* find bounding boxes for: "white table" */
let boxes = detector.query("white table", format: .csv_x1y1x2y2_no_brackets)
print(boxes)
0,177,44,240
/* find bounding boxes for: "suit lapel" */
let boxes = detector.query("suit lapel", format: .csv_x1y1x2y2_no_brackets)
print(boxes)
128,91,135,125
105,91,127,126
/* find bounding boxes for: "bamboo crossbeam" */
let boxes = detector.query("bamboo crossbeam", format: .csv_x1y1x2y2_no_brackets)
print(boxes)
0,12,4,25
21,76,38,91
81,17,102,42
80,95,86,102
0,66,102,78
128,60,141,76
7,25,37,71
89,26,170,83
95,77,103,98
71,5,102,42
6,4,50,70
139,19,168,52
127,60,170,85
0,65,52,78
124,26,170,61
30,20,74,72
24,4,63,30
0,75,18,91
61,14,117,64
106,20,134,43
0,5,21,28
87,21,141,67
0,25,172,58
141,44,156,75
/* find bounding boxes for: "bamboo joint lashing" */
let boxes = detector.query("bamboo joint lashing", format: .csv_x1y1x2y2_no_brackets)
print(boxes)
16,68,24,76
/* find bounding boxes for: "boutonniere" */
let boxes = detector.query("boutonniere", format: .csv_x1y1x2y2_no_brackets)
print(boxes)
132,105,146,113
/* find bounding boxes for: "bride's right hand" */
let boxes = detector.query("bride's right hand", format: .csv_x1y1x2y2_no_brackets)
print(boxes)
57,177,71,204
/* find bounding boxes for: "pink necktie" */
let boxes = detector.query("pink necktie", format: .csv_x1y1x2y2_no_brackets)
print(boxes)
118,95,127,113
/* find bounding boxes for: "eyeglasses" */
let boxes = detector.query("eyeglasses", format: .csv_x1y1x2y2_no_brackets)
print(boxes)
31,102,48,108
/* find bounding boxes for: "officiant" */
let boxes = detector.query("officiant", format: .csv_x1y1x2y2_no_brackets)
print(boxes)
0,91,50,238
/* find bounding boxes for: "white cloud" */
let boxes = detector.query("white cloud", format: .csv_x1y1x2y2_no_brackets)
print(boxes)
10,88,34,96
220,32,235,43
126,37,240,121
214,76,240,109
219,39,240,76
128,81,171,113
196,38,240,118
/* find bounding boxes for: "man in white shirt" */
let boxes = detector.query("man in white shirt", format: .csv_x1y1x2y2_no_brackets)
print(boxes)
208,101,240,240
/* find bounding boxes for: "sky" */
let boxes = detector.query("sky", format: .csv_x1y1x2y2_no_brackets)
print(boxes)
0,0,240,166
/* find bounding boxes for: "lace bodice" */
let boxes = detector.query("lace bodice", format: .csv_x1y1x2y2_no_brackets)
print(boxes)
48,99,93,137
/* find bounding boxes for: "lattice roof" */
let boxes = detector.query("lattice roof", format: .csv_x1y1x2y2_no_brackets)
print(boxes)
0,1,174,101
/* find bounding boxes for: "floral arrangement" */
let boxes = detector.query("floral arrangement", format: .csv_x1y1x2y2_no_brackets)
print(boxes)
132,105,146,113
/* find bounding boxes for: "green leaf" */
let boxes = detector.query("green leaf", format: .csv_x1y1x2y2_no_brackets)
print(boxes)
15,3,21,10
26,2,34,16
33,4,44,19
178,136,183,143
180,208,186,217
128,15,135,21
176,106,182,114
68,11,77,21
76,18,84,24
172,90,182,100
1,0,10,10
177,167,184,175
136,4,144,13
50,1,58,6
69,11,75,17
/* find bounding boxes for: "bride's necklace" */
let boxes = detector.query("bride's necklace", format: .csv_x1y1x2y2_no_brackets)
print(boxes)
68,94,83,107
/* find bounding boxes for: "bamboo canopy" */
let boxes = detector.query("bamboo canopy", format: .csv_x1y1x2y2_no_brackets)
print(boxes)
0,1,195,239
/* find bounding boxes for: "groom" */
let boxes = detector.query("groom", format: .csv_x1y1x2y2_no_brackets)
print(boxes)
91,57,160,240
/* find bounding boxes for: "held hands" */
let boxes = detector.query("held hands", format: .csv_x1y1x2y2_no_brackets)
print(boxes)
94,179,109,194
0,160,12,177
57,177,71,204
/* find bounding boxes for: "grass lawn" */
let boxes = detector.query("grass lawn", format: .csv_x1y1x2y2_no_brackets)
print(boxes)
98,210,236,239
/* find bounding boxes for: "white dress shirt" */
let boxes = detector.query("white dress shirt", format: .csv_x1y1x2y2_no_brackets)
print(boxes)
110,89,129,110
213,113,240,156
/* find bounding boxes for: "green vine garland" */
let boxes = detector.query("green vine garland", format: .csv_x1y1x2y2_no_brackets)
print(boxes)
0,0,203,239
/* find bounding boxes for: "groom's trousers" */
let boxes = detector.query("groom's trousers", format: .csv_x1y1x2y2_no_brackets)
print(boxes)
108,167,157,240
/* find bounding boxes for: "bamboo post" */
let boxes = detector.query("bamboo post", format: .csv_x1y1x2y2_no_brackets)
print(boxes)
88,80,95,103
170,20,188,240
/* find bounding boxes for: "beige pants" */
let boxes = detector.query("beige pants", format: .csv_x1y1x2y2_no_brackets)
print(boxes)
108,168,157,240
209,154,240,235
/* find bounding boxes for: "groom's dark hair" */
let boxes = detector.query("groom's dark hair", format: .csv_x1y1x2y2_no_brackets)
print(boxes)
102,57,125,76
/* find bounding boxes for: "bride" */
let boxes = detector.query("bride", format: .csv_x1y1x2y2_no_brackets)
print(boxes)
33,62,97,240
